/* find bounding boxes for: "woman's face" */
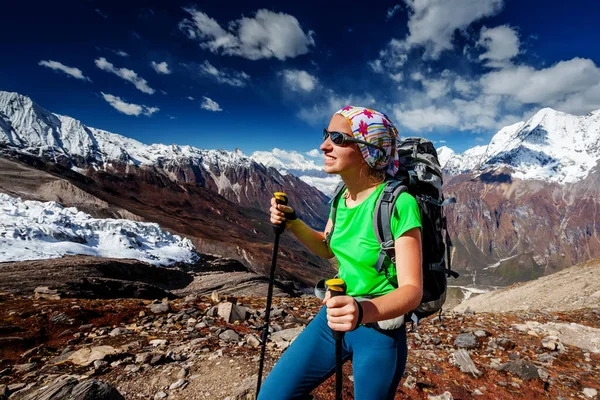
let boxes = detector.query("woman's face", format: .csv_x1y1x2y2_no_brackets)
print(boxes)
321,114,365,176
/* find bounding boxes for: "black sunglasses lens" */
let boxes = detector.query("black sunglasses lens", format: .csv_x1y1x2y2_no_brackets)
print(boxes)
330,132,345,145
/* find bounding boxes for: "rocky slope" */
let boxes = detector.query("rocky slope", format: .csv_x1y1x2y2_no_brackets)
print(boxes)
0,290,598,399
453,258,600,314
0,156,335,290
440,107,600,286
0,90,329,229
444,165,600,286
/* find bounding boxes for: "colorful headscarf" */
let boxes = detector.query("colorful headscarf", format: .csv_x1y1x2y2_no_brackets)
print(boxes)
334,106,400,176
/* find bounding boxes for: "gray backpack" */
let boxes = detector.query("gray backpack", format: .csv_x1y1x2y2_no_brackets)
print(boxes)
326,137,458,321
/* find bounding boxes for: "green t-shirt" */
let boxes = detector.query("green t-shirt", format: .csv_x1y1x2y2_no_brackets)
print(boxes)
329,183,422,297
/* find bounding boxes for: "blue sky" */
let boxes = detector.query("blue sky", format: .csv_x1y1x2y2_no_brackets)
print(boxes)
1,0,599,159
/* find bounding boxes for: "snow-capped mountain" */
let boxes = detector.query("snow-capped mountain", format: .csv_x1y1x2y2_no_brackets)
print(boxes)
0,91,329,228
443,108,600,183
250,149,341,195
0,91,257,171
0,193,198,265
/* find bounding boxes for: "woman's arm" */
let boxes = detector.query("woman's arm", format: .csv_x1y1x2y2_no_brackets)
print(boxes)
269,197,335,259
360,227,423,323
325,227,422,331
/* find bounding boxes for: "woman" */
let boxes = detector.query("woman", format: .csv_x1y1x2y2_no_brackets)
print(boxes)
258,106,423,400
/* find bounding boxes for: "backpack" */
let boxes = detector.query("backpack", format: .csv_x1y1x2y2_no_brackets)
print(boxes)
326,137,459,322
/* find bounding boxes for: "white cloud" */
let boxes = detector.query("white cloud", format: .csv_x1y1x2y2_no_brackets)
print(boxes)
453,77,475,96
179,8,315,60
151,61,171,75
481,58,600,105
114,50,129,57
200,96,222,112
402,0,504,58
281,70,318,92
387,5,402,20
422,78,450,99
389,72,404,82
95,8,107,18
369,59,384,73
297,89,377,125
38,60,91,82
305,149,321,158
95,57,155,94
186,96,195,101
393,106,460,131
100,93,159,116
198,61,250,87
375,0,504,69
478,25,520,67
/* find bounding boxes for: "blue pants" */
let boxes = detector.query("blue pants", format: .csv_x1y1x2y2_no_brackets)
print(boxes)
257,307,408,400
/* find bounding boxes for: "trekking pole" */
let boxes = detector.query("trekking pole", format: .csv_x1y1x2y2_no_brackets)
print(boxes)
256,192,288,398
326,278,347,400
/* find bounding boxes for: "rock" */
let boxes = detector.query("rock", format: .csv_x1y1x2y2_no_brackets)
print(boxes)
93,360,108,370
217,303,247,323
219,329,240,342
67,346,123,366
0,384,6,398
177,367,189,380
34,286,60,300
462,307,475,315
8,383,26,392
185,294,199,303
0,337,24,345
454,333,478,349
428,392,454,400
149,339,168,347
211,291,219,303
583,388,598,398
109,328,127,337
148,302,170,314
474,330,488,338
497,338,516,350
154,391,168,399
169,379,186,390
270,308,287,319
138,311,146,318
124,364,139,373
271,327,304,343
452,349,482,377
13,362,37,373
206,306,218,318
135,353,152,364
403,375,417,390
541,335,562,351
19,376,124,400
50,312,72,325
149,353,165,366
536,353,556,364
245,334,260,348
499,360,540,380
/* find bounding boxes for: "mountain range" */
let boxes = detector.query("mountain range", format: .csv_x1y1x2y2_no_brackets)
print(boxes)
1,90,600,289
0,91,335,290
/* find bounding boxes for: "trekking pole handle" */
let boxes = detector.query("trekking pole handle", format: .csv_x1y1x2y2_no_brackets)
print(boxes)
326,278,347,340
273,192,288,234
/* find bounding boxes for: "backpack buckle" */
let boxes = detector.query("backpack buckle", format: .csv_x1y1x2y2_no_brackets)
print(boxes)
380,239,395,251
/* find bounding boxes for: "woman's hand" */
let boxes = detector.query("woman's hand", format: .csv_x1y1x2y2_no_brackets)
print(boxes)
269,197,297,227
324,293,361,332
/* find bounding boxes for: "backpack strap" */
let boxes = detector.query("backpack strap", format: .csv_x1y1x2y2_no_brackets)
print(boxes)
373,180,407,273
324,181,346,245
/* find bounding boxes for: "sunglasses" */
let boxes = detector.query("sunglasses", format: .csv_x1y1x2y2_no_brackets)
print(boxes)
323,129,385,152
